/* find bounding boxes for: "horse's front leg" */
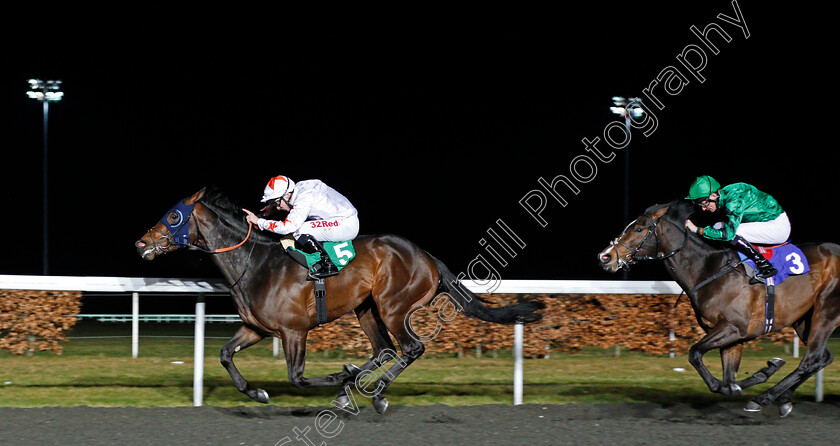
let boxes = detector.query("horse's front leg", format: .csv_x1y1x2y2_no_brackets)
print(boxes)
688,322,744,395
720,344,786,395
280,328,355,389
221,324,268,403
719,344,745,396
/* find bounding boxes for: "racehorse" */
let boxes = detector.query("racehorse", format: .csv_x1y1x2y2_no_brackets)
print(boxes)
598,199,840,417
135,187,544,413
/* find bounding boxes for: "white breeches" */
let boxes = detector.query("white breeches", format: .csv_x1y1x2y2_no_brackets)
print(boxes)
735,212,791,245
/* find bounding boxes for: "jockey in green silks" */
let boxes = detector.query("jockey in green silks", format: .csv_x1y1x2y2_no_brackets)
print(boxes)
684,175,791,280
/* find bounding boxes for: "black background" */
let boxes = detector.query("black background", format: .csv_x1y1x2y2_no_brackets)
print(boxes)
1,3,834,296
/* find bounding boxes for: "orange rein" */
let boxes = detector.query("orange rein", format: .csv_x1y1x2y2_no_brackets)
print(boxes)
213,222,253,253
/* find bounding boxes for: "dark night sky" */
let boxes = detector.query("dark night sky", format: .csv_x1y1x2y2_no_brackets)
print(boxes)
1,3,836,290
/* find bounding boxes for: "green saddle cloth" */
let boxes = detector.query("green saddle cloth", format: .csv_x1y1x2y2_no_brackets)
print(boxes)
288,240,356,272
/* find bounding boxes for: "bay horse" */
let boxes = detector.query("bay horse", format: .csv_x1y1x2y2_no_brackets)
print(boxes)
135,187,543,413
598,200,840,417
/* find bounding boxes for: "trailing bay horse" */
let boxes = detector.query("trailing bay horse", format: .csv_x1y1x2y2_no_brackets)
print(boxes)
598,200,840,417
135,187,543,413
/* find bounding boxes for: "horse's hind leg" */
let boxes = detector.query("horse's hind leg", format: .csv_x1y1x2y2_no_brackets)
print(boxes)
747,323,836,413
221,324,268,403
334,300,398,408
363,317,426,415
352,298,398,370
746,280,840,414
769,316,817,415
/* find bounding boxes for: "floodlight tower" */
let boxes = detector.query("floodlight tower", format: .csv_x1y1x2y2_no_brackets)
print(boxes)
27,79,63,275
611,97,644,279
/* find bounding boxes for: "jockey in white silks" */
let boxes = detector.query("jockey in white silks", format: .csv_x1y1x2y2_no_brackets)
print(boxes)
243,175,359,278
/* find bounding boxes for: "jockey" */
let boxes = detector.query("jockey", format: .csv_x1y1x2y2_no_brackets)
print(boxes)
684,175,790,280
243,175,359,278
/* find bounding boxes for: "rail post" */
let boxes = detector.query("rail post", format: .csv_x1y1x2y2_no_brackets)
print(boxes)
513,322,524,405
816,369,824,402
131,292,139,358
193,293,206,407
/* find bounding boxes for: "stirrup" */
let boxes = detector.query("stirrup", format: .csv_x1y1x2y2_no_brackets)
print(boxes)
755,262,778,280
308,262,339,280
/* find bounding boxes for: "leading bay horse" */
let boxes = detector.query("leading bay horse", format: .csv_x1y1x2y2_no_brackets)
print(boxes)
135,187,544,413
598,200,840,417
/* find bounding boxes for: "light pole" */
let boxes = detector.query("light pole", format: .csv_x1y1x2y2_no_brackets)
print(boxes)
610,97,644,279
27,79,63,275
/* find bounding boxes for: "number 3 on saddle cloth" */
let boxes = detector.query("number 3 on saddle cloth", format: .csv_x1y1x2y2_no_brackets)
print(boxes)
737,242,810,286
284,240,356,326
737,242,810,334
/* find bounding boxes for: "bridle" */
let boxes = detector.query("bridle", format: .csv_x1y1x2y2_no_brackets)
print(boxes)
144,199,252,256
607,209,747,310
143,199,196,257
145,223,185,255
608,214,689,270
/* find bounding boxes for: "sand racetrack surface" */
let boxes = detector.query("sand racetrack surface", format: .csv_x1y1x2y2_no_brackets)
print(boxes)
2,401,840,445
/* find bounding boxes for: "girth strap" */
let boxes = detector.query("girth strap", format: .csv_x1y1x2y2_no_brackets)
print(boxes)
314,278,328,326
764,282,776,334
284,246,329,326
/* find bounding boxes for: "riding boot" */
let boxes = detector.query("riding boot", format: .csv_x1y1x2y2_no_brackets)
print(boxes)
731,235,777,280
296,234,340,279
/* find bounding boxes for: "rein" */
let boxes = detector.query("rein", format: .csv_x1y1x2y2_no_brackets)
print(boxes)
185,207,255,290
193,221,253,254
650,216,745,297
687,257,744,296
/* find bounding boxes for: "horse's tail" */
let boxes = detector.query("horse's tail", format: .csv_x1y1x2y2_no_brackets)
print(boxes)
430,254,544,324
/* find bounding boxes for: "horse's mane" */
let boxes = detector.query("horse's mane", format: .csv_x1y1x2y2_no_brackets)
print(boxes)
646,200,692,222
652,199,732,255
198,186,285,247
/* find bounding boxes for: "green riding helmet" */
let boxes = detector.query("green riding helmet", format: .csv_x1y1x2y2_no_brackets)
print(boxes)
686,175,721,201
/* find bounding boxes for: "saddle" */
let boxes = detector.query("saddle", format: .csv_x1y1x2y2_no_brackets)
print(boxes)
737,241,810,286
739,242,810,334
280,236,357,326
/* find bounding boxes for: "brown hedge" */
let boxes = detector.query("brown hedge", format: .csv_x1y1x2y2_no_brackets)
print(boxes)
305,293,796,358
0,288,793,358
0,290,82,355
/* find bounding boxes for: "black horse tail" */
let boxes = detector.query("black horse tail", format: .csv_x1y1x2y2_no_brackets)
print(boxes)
430,255,544,324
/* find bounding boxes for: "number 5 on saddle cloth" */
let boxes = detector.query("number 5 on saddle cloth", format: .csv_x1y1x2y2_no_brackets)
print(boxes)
281,236,356,326
285,240,356,272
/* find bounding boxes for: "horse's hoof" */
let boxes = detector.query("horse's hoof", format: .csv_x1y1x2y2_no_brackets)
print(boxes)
253,388,270,404
729,383,743,396
768,357,786,369
373,395,389,415
343,363,362,375
779,402,793,418
743,401,762,412
333,394,352,409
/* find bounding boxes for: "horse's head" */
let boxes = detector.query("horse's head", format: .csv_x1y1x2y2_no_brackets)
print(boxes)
135,188,206,261
598,203,690,273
